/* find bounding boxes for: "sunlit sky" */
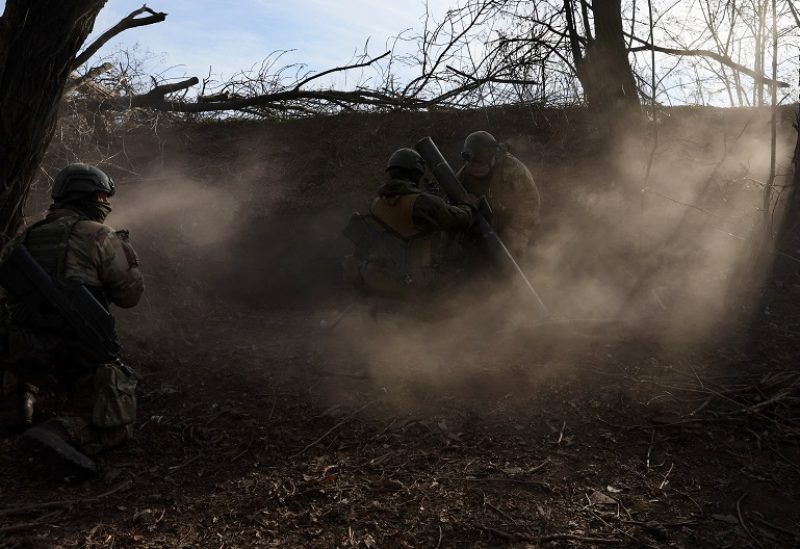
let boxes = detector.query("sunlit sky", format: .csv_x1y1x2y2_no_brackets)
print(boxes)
87,1,454,86
77,1,799,106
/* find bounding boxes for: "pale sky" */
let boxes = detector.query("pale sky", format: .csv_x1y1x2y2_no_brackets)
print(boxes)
86,1,455,88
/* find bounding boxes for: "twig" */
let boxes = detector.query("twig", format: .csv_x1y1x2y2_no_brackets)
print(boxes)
485,500,518,526
751,515,800,540
293,51,391,90
478,523,622,544
557,421,567,444
528,458,551,474
736,493,763,548
455,477,551,491
659,462,674,489
168,453,202,472
0,480,132,517
292,400,379,457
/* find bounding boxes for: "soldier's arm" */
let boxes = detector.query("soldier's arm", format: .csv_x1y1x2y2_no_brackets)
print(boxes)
97,229,144,308
505,156,541,229
413,193,474,232
500,156,541,256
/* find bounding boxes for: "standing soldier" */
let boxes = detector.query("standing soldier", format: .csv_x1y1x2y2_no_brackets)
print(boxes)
0,164,144,476
344,148,478,298
457,131,541,259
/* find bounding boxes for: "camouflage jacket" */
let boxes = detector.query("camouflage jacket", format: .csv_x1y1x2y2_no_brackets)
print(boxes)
458,152,540,257
355,178,473,296
1,209,144,309
370,178,474,237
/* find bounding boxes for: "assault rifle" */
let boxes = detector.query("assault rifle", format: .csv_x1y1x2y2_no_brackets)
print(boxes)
414,136,548,316
0,244,120,363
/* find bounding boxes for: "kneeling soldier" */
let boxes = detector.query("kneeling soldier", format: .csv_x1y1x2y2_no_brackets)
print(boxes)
344,148,478,299
0,164,144,476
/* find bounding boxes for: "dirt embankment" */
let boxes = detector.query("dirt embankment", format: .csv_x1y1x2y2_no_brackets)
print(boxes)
33,104,798,319
1,105,798,548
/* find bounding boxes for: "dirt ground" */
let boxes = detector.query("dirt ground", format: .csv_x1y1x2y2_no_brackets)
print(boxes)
1,105,799,548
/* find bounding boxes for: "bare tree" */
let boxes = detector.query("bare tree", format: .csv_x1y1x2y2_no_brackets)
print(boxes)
0,2,166,242
567,0,640,108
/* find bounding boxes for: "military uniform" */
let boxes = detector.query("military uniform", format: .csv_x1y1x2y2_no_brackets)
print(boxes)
347,178,474,298
0,166,143,468
458,152,540,258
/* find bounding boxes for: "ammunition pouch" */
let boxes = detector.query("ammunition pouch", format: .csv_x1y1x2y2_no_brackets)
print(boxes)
92,362,137,428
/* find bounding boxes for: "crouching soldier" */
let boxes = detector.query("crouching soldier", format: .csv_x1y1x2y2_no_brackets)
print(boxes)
343,148,478,299
0,164,144,477
457,131,541,259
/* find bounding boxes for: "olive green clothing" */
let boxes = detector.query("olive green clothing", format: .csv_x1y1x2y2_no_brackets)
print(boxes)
0,209,142,453
458,153,540,257
3,362,136,455
373,178,474,234
3,209,144,308
352,178,474,298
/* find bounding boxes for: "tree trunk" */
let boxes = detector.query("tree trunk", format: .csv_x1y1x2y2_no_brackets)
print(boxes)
771,109,800,283
0,0,106,244
578,0,640,109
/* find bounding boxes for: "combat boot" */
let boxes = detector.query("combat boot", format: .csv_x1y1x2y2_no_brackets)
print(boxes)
21,419,97,479
0,387,36,437
19,388,35,427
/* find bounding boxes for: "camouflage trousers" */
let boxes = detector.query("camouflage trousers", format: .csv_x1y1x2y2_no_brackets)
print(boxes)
2,359,137,456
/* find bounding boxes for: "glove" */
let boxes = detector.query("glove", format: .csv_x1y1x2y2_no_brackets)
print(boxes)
460,192,481,211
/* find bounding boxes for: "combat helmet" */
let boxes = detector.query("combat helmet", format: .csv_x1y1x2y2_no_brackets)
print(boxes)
461,131,499,161
386,148,426,176
52,164,115,201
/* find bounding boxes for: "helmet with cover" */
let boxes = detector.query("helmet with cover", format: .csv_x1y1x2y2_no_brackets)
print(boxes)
461,131,499,162
52,164,115,201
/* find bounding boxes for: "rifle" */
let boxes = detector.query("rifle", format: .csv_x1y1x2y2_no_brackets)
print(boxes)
414,136,548,316
0,244,120,363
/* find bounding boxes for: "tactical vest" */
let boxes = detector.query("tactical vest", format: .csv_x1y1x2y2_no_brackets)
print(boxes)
23,212,86,279
361,193,437,294
369,193,420,238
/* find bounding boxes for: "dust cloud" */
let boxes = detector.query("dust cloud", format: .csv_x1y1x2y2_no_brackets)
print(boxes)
32,108,794,408
323,109,794,403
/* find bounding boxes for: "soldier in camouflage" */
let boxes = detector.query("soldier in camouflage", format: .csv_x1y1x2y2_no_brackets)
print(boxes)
457,131,541,259
0,164,144,476
344,148,479,298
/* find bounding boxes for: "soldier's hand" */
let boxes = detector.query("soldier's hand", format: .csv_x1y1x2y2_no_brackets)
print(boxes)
460,193,481,211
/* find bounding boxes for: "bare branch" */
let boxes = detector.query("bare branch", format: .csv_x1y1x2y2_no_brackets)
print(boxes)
89,86,410,113
292,51,391,91
627,36,791,88
446,65,539,85
73,5,167,69
65,62,114,91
